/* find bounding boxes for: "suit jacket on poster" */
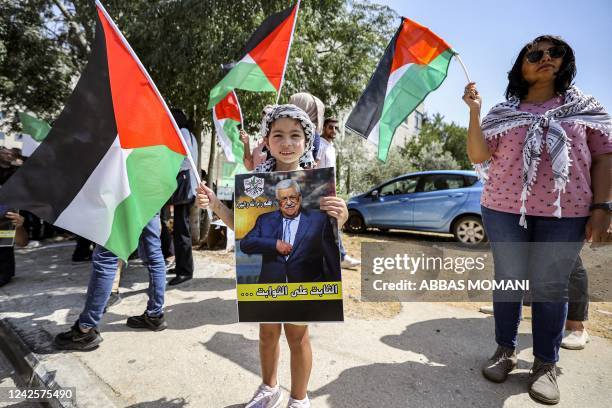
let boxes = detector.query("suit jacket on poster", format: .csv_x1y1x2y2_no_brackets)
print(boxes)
240,208,341,283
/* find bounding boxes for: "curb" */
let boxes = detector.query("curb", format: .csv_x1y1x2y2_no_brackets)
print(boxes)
0,318,75,407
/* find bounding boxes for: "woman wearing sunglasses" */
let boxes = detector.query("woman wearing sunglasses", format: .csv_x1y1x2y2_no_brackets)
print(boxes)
463,35,611,404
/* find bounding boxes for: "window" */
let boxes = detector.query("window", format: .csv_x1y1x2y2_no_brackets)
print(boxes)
465,175,478,186
419,174,466,192
414,111,424,131
379,177,418,196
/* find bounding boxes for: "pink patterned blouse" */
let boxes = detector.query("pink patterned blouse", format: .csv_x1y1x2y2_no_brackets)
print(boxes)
481,95,612,217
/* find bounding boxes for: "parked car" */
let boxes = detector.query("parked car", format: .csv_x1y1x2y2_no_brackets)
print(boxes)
345,170,486,244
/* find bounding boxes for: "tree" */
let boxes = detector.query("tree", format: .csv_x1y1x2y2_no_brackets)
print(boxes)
403,113,470,169
1,0,399,239
409,140,459,171
0,0,81,127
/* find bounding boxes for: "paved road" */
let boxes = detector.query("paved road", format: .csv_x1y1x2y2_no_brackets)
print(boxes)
0,349,40,408
0,242,610,407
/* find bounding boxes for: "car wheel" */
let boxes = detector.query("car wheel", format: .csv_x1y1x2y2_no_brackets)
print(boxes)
453,216,487,244
345,211,366,233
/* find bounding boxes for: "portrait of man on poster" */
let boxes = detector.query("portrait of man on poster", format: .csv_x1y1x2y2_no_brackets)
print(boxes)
240,179,341,283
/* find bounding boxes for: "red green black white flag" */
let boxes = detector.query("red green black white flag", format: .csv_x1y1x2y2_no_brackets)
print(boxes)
207,2,300,108
346,17,455,161
0,1,188,260
213,91,244,163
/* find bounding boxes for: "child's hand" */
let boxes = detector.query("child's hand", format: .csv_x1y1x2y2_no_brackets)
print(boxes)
196,182,219,211
239,130,250,146
320,196,349,229
5,212,24,228
276,240,292,255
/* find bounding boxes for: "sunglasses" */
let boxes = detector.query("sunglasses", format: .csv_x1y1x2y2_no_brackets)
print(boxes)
525,46,566,63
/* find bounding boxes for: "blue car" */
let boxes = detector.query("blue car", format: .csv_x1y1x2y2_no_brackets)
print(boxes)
345,170,486,244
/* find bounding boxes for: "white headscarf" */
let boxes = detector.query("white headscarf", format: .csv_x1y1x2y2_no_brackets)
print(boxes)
255,104,316,172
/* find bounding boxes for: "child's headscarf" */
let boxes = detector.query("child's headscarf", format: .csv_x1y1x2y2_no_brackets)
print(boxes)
255,104,315,172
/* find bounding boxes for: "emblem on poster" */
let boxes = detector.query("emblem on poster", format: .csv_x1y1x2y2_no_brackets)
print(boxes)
244,176,265,199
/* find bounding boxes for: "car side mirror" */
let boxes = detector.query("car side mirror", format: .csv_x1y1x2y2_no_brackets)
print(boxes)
371,190,379,199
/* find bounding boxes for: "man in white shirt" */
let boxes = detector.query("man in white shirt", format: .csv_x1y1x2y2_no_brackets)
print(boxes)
317,118,338,169
316,117,361,270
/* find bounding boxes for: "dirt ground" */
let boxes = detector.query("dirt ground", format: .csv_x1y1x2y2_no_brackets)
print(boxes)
200,228,612,339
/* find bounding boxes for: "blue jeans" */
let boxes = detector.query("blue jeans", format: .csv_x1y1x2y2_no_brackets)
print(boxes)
338,232,347,260
79,214,166,328
481,206,588,363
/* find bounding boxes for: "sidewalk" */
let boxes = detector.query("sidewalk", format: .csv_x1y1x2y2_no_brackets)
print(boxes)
1,242,611,407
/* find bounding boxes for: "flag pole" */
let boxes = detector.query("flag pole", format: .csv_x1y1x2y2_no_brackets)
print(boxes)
274,0,301,105
453,53,472,83
95,1,201,185
234,91,245,131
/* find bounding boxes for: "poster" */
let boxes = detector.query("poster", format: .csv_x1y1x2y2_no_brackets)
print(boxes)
0,206,17,247
234,168,343,322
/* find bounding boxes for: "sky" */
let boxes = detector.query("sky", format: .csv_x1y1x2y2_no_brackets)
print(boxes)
377,0,612,126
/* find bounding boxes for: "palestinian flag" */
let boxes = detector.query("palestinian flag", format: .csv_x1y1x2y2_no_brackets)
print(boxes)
346,17,454,161
0,1,187,260
18,112,52,157
207,2,300,108
213,91,244,163
19,112,51,142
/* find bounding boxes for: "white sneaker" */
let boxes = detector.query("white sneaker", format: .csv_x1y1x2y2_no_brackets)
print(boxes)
287,396,311,408
561,329,590,350
245,383,283,408
479,305,494,315
341,255,361,270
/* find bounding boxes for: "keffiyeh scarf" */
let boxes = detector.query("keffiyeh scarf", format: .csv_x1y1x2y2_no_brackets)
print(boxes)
476,86,612,227
255,104,316,172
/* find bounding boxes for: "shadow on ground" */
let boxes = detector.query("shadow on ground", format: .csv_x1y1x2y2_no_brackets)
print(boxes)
312,317,536,408
125,397,188,407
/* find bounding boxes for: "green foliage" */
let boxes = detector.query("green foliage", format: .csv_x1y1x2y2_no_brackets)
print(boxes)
337,113,468,196
408,140,459,171
1,1,397,129
402,113,470,169
336,133,415,195
0,0,81,126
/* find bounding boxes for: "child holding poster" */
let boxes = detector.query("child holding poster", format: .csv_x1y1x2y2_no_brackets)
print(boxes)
196,104,348,408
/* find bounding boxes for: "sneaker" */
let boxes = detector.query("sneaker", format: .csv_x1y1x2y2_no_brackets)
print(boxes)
165,257,176,271
529,358,560,404
126,312,167,331
25,240,41,249
168,275,192,286
481,345,517,383
478,305,494,315
245,383,282,408
54,322,103,351
561,329,590,350
103,291,121,313
341,255,361,270
287,396,310,408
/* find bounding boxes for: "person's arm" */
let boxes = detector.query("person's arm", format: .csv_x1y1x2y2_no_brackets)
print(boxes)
6,212,28,247
196,182,234,230
239,216,281,255
462,82,491,164
240,130,254,171
586,152,612,244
